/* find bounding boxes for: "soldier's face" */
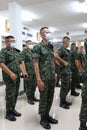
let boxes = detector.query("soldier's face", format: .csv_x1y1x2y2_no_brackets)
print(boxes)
80,46,83,52
40,28,50,40
26,42,32,48
6,38,15,47
71,45,76,50
65,39,70,47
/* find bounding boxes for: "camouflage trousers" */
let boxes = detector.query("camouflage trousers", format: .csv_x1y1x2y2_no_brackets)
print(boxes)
60,74,71,99
71,70,79,92
55,65,60,86
79,82,87,121
24,74,37,98
39,80,55,116
4,76,20,112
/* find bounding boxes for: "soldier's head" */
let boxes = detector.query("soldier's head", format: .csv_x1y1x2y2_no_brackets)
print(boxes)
40,27,52,42
62,36,70,48
71,43,76,50
79,46,84,53
5,35,15,48
26,40,33,50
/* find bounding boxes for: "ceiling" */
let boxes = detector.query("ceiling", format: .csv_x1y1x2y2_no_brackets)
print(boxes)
0,0,87,41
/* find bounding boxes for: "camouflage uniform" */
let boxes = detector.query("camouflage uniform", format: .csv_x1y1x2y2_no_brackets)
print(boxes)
20,49,37,100
78,52,86,68
55,63,61,87
0,47,21,112
57,46,71,100
33,41,55,116
79,39,87,125
78,52,86,87
70,49,79,92
78,61,87,128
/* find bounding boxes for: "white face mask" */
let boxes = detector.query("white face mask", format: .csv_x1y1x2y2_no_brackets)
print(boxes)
10,43,16,48
45,33,53,41
28,45,34,50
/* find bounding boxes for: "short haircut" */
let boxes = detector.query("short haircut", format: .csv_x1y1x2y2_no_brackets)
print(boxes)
26,40,32,43
71,43,76,46
63,36,70,40
5,35,14,40
40,27,48,33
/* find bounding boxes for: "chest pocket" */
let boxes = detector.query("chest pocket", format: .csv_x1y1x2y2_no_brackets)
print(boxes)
40,47,49,60
5,50,19,65
61,49,69,61
40,46,54,61
25,52,33,63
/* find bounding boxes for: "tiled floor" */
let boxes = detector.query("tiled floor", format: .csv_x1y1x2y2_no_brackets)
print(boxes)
0,85,81,130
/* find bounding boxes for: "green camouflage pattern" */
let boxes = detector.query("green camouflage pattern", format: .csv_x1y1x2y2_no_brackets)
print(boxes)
5,77,20,111
0,48,21,80
55,63,60,86
79,61,87,121
56,46,71,99
79,39,87,121
20,49,37,98
21,49,35,74
24,75,37,98
0,47,21,111
39,80,55,115
70,49,79,71
70,49,79,92
33,42,55,81
33,41,55,115
78,52,86,68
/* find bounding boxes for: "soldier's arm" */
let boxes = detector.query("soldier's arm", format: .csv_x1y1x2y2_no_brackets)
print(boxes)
20,61,28,78
19,50,28,78
34,58,41,81
34,58,44,91
75,59,81,72
0,62,17,80
74,51,81,72
54,53,68,67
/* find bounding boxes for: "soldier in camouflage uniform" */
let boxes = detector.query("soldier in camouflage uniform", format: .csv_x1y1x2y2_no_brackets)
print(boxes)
33,27,58,129
70,43,80,96
79,39,87,130
78,46,86,70
55,37,72,109
0,36,27,121
77,46,86,89
55,48,61,87
20,40,39,105
55,61,61,87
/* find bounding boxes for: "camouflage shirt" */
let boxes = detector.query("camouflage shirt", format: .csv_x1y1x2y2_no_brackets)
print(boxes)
0,47,22,80
78,52,86,68
20,49,35,75
70,49,79,71
33,41,55,81
57,46,71,75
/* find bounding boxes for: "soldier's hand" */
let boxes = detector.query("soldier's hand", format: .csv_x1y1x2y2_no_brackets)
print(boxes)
64,61,68,67
23,72,28,78
9,72,17,80
37,79,44,91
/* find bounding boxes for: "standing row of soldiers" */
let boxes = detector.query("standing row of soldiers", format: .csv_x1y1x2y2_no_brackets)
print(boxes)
55,37,87,130
0,36,39,122
0,27,87,130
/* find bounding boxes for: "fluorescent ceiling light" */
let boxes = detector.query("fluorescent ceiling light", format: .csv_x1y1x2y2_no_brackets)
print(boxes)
73,1,87,13
82,23,87,28
49,27,57,33
21,11,37,21
53,39,61,42
0,16,7,20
